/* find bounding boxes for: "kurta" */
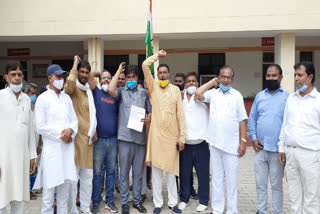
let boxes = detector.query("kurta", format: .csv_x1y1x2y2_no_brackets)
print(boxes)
33,89,78,189
0,88,37,209
65,70,93,169
142,54,185,176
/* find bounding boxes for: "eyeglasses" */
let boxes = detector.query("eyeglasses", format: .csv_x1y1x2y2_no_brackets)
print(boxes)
102,76,111,80
219,75,233,81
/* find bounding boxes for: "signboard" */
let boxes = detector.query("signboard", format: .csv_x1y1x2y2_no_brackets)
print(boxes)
7,48,30,56
261,37,274,46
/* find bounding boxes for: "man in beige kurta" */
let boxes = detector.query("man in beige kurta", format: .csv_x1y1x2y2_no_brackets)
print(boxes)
65,56,97,214
0,61,37,214
142,50,185,213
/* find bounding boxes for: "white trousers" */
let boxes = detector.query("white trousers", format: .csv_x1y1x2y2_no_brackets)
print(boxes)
152,166,178,208
69,167,93,214
286,146,320,214
0,201,24,214
42,183,70,214
210,146,239,214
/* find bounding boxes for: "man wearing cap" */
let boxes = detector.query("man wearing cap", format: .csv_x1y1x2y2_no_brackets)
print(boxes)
33,64,78,214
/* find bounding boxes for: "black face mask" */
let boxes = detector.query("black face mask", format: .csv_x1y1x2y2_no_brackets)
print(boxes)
265,80,280,91
176,84,184,91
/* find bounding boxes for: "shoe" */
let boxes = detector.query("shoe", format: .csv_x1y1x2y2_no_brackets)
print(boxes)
140,194,147,203
153,207,161,214
196,204,208,212
105,202,119,213
121,204,130,214
30,191,37,200
133,203,147,213
190,187,198,200
169,206,182,214
178,202,187,211
91,205,100,214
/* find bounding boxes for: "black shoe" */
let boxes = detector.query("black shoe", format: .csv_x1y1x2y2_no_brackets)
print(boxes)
92,205,100,214
121,204,130,214
133,203,147,213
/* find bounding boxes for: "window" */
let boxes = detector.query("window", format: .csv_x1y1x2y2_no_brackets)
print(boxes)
300,51,313,62
104,55,129,75
198,53,225,85
52,60,73,72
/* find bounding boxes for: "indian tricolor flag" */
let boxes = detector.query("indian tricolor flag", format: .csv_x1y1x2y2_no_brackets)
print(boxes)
145,0,154,75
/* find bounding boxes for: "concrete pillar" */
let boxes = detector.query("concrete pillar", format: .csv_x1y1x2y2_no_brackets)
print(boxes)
275,33,296,93
153,36,159,80
129,54,138,65
88,38,104,72
314,50,320,88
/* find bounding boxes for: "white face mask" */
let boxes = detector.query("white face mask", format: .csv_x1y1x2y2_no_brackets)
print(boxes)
101,83,109,92
53,79,64,90
186,86,197,95
9,82,23,93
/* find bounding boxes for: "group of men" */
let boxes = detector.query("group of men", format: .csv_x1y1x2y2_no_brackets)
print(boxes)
0,49,320,214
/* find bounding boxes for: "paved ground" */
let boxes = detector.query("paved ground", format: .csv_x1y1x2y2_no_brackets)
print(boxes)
10,149,290,214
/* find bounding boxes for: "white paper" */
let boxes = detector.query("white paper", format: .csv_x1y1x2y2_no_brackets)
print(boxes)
127,105,146,132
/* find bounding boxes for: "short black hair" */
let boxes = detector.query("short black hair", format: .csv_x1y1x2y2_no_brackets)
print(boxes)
219,65,234,77
24,83,38,94
77,60,91,72
175,73,185,80
266,64,283,76
185,72,199,82
294,61,315,84
6,61,23,74
157,64,170,73
99,69,111,80
125,65,138,76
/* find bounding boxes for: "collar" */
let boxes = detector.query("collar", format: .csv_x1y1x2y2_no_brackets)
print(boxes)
124,86,139,92
218,87,233,95
265,87,283,94
294,87,318,98
5,86,22,99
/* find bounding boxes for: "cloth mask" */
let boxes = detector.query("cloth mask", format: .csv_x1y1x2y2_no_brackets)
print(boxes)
159,80,169,88
219,83,231,92
177,84,184,91
186,86,197,95
265,80,280,91
29,95,37,104
126,81,137,90
101,83,109,92
9,82,23,93
53,79,64,90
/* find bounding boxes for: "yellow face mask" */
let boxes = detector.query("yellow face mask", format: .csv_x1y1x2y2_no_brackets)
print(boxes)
159,80,169,88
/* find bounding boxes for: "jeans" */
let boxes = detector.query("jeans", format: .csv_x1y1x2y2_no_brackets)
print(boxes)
114,154,119,186
92,137,117,205
255,150,284,214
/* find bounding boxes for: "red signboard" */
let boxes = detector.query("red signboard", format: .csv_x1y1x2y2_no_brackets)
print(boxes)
261,37,274,46
7,48,30,56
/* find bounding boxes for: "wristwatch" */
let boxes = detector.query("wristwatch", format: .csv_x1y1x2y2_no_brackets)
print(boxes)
241,138,247,143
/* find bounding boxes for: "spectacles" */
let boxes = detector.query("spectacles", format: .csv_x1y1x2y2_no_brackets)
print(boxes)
219,75,233,81
102,76,111,80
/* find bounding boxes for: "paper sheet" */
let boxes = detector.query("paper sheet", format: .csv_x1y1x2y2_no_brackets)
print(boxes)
127,105,146,132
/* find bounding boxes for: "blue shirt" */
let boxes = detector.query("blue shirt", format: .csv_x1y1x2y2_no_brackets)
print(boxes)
248,88,290,152
92,86,119,138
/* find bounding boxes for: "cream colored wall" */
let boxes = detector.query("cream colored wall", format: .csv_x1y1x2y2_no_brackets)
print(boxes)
226,52,263,98
1,0,320,37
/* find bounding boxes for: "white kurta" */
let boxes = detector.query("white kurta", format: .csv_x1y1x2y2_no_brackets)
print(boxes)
0,88,37,209
33,89,78,190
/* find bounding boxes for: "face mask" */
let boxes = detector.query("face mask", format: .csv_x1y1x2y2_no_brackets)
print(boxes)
126,81,137,90
219,83,231,92
176,84,184,91
186,86,197,95
159,80,169,88
9,82,23,93
265,80,280,91
297,78,309,93
53,79,64,90
29,95,37,104
101,83,109,92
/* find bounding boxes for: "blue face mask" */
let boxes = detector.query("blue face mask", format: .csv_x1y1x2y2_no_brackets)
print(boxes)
29,95,37,104
126,81,137,90
219,83,231,92
297,78,309,93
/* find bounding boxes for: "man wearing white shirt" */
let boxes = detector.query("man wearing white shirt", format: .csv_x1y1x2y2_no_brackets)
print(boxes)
278,61,320,214
195,66,248,214
178,72,210,212
33,64,78,214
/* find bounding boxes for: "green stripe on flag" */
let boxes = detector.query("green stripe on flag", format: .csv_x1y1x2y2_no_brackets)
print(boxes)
145,21,154,75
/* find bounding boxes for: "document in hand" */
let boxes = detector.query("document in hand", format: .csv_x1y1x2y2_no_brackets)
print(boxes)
127,105,146,132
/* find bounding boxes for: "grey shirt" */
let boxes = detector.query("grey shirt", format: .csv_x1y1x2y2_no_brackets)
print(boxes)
117,87,152,145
